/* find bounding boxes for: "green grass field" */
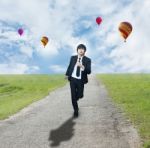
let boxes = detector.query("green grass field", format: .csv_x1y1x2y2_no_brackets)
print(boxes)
97,74,150,148
0,74,67,120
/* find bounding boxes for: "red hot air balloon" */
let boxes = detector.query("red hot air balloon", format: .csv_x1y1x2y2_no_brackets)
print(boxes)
96,17,102,25
18,28,24,36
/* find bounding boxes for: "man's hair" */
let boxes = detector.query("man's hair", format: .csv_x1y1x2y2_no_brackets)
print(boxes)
77,44,86,52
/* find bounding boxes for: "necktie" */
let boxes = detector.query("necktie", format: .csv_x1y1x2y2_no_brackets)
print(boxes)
76,58,81,77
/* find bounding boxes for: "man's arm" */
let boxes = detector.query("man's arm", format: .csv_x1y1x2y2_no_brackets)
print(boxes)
77,58,91,74
84,58,91,74
65,56,73,76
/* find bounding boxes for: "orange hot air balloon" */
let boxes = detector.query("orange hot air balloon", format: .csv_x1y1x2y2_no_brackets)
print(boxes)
119,22,132,42
41,36,49,47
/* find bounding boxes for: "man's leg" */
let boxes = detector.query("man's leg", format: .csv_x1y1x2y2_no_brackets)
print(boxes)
76,80,84,100
70,78,79,112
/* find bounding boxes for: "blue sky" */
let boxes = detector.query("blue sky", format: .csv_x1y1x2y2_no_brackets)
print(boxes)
0,0,150,74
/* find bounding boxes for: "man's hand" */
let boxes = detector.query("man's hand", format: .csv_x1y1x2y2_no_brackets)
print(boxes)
64,75,68,80
76,62,85,70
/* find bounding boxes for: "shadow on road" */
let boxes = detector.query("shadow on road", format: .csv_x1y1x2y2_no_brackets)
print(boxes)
48,116,76,147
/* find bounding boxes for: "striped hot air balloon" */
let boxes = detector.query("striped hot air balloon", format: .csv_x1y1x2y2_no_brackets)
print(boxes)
41,36,49,47
119,22,132,42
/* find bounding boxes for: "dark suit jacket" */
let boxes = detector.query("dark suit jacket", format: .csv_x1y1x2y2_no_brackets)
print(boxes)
65,55,91,84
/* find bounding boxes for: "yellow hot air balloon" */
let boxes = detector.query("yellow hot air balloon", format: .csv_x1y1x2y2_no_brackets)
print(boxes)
41,36,49,47
119,22,132,42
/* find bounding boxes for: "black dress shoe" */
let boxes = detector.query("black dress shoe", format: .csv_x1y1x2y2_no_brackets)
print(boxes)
74,110,78,117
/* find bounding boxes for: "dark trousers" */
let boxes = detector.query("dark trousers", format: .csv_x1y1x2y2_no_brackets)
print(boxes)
70,77,84,111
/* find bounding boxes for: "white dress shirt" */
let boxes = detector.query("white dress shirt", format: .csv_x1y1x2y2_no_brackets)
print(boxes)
71,55,85,79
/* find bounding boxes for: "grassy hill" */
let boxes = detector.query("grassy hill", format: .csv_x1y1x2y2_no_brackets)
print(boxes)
97,74,150,148
0,74,67,120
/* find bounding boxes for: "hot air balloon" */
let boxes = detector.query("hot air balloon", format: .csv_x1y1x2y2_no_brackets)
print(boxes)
18,28,24,36
119,22,132,42
41,36,49,47
96,17,102,25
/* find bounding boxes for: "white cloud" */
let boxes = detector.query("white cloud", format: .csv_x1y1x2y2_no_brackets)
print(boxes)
107,0,150,73
19,45,33,58
27,66,40,73
49,65,66,73
0,63,29,74
0,0,81,57
36,39,60,57
0,63,40,74
0,0,150,73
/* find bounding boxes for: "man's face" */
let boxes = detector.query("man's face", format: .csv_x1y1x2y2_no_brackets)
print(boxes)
77,48,85,56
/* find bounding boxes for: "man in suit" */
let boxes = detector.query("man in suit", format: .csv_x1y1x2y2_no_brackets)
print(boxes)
65,44,91,117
